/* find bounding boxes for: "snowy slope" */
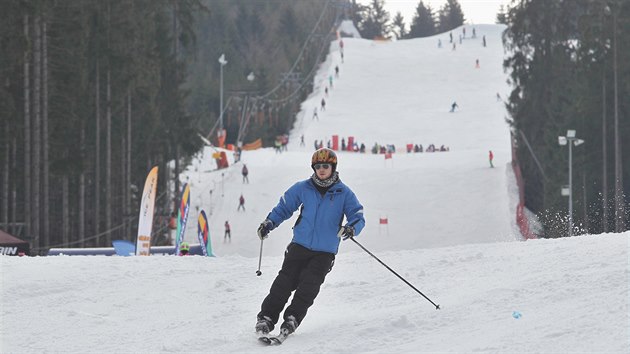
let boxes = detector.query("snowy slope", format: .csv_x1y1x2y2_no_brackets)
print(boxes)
181,24,517,259
3,25,628,353
2,233,628,352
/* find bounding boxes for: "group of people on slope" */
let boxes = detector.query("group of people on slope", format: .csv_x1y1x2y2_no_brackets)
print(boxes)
371,143,396,154
406,144,450,153
273,134,290,153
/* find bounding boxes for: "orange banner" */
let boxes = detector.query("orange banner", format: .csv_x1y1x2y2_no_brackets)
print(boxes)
243,139,263,151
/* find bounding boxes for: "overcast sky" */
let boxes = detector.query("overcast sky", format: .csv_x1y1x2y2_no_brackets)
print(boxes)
357,0,512,26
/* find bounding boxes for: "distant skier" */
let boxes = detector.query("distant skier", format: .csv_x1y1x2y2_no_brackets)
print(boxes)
450,102,459,112
438,39,442,48
472,27,477,38
321,98,326,111
489,150,494,168
254,148,365,339
224,221,231,242
242,164,249,184
328,75,333,88
449,31,453,43
335,65,339,78
312,107,319,120
483,35,487,47
300,134,305,147
274,138,282,154
238,194,245,212
452,42,456,51
325,87,329,97
496,92,501,102
475,59,480,68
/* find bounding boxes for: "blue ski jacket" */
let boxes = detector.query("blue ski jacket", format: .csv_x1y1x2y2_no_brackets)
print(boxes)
266,178,365,254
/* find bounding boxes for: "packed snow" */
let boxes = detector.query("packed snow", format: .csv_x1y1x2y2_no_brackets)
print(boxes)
2,24,628,353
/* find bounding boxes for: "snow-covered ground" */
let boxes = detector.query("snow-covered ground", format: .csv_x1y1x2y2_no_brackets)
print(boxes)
2,24,628,353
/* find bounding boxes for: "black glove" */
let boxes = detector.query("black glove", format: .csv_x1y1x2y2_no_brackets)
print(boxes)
338,225,355,240
257,219,273,240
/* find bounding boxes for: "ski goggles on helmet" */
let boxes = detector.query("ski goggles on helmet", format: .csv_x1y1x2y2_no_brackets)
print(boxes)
313,163,331,170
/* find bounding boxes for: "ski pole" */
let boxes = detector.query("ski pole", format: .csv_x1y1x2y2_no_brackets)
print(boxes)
349,237,440,310
256,238,264,276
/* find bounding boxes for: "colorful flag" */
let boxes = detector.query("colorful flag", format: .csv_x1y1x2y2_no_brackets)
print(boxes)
175,183,191,256
135,166,158,256
197,210,214,257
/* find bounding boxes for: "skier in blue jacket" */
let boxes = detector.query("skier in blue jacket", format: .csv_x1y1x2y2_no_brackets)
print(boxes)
255,148,365,337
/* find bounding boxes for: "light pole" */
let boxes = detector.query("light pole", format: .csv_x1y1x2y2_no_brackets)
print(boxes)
218,54,228,131
235,72,256,149
558,130,584,237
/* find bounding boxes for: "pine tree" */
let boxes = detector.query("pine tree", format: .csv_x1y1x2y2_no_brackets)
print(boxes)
438,0,465,33
358,0,391,39
496,4,508,25
392,11,407,39
409,1,435,38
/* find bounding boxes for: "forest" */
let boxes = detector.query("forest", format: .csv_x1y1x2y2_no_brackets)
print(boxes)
503,0,629,237
0,0,339,253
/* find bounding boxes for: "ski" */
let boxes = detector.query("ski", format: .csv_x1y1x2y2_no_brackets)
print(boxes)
256,330,272,345
257,329,290,346
257,336,272,345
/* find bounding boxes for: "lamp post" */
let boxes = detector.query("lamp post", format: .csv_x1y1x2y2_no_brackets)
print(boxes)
218,54,228,131
234,72,256,149
558,130,584,237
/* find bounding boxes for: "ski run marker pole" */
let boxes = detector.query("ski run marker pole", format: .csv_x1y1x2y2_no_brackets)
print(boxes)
349,237,440,310
256,239,264,276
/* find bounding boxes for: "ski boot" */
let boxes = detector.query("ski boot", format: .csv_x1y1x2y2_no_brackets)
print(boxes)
255,315,274,336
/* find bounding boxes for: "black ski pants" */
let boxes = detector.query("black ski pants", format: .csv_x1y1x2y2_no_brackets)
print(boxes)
258,242,335,327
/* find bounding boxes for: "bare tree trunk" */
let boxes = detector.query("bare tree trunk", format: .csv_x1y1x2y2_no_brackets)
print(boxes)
121,133,126,240
79,120,86,247
106,70,112,246
582,172,589,233
11,138,17,236
23,14,32,247
602,71,608,233
95,59,101,245
175,144,180,205
172,1,180,209
612,12,624,232
62,174,69,246
42,18,50,246
126,88,132,240
32,14,42,251
2,119,8,228
104,1,112,247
